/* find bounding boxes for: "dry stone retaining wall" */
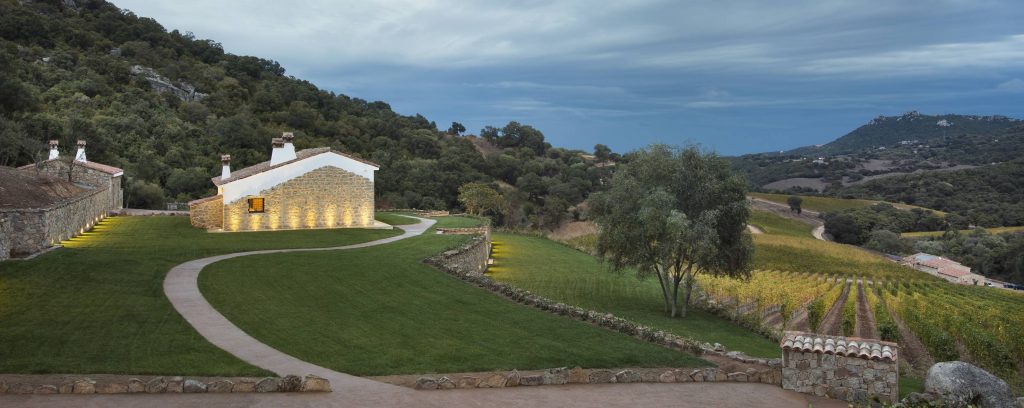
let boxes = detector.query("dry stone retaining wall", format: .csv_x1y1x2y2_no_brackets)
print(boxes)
411,366,782,390
3,186,112,257
434,227,491,275
0,374,330,395
222,166,374,231
781,331,898,404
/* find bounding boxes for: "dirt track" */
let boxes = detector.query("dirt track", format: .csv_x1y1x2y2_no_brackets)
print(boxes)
887,304,935,373
817,282,850,336
854,282,878,339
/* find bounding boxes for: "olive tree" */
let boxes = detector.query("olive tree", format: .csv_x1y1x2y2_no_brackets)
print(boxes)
458,182,502,216
587,145,753,318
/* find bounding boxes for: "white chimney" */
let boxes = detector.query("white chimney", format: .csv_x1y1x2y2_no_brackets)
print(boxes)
269,132,297,165
75,140,87,162
221,154,231,180
48,140,59,160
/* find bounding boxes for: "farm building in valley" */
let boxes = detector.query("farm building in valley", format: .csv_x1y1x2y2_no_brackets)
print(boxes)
902,253,985,285
1,140,123,261
189,132,383,232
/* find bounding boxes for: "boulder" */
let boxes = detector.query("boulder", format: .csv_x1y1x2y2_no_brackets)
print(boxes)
569,367,589,384
167,376,184,393
437,377,456,390
280,375,302,392
414,377,438,390
519,375,544,386
207,380,233,393
925,362,1016,408
232,380,257,393
690,369,705,382
505,371,521,387
615,370,641,384
146,377,167,393
456,376,480,389
659,371,676,383
479,373,508,388
7,383,35,394
543,367,569,385
58,381,74,394
300,375,332,392
183,379,207,393
127,378,146,393
588,370,616,384
727,372,748,382
673,369,692,382
256,377,280,393
73,379,96,394
34,385,58,394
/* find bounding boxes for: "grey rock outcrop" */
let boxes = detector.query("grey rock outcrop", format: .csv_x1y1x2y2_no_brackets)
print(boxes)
924,362,1016,408
129,65,207,102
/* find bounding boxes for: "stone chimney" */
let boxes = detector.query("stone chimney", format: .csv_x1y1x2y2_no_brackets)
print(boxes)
75,140,87,162
269,132,297,165
48,140,59,160
221,154,231,180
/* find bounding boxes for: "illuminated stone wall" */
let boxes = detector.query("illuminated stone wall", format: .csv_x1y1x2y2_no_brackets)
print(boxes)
4,186,111,257
0,213,11,261
188,196,223,229
222,166,374,232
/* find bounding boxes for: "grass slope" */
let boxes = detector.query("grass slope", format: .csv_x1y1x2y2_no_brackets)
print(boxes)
0,216,401,375
487,233,781,358
431,215,488,228
375,212,419,225
748,210,815,238
750,192,945,215
200,228,707,375
902,226,1024,238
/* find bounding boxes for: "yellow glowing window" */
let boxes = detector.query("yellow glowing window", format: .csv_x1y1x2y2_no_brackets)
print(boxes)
247,197,265,213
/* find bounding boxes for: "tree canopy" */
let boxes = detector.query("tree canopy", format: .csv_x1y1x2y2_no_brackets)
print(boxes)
588,145,753,318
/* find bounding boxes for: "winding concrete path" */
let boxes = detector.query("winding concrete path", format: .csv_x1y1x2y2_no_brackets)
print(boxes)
3,217,845,407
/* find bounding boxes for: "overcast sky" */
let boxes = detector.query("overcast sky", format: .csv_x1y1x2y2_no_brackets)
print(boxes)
115,0,1024,155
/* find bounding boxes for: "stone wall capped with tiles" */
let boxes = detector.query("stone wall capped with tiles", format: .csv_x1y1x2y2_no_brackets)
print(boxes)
188,196,223,229
222,166,374,232
781,331,898,404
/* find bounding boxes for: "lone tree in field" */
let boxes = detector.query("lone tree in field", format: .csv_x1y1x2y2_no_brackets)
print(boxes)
787,195,803,214
588,145,753,318
458,182,502,216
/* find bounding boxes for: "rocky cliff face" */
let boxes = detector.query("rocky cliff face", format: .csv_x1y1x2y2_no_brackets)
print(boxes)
129,65,208,102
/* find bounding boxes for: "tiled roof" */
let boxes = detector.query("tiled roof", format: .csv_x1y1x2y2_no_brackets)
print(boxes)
905,252,970,277
187,195,222,206
0,166,93,209
212,148,379,186
780,331,898,362
19,159,124,175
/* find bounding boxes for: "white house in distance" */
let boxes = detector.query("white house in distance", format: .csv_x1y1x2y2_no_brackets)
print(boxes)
189,132,386,232
902,253,985,285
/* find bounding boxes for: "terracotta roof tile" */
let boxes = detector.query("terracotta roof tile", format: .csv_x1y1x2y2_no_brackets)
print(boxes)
212,148,379,186
780,331,898,362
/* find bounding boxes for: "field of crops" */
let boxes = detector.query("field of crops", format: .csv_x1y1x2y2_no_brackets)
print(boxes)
902,226,1024,238
694,210,1024,393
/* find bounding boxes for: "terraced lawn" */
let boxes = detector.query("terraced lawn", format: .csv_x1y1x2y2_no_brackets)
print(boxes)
0,216,401,376
487,233,781,358
199,230,708,375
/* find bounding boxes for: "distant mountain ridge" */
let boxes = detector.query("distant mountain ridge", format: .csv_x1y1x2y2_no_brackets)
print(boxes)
786,111,1021,155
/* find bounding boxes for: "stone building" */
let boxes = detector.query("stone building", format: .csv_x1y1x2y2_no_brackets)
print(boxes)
1,140,124,260
189,132,382,232
902,253,985,285
780,331,899,404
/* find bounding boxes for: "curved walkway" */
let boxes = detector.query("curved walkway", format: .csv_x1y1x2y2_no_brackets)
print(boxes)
5,217,845,407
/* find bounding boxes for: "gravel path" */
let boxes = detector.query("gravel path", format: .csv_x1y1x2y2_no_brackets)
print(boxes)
854,282,879,339
817,282,851,336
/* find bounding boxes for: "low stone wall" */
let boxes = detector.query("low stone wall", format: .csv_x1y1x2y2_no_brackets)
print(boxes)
780,331,898,404
425,233,778,368
0,374,330,395
4,186,111,257
0,213,11,261
188,195,224,229
411,366,782,390
379,209,450,217
433,230,491,276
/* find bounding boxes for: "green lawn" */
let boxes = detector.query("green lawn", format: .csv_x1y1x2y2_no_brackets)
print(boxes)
431,215,488,228
375,212,419,225
750,192,945,215
0,216,401,376
199,231,708,375
487,233,781,358
748,209,815,238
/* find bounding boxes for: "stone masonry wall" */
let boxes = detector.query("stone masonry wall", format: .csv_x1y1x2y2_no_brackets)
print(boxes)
26,160,122,210
189,196,223,229
4,187,111,257
0,213,11,261
223,166,374,232
435,228,491,275
782,349,898,404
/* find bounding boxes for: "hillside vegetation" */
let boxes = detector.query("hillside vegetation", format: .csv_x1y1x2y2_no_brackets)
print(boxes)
0,0,613,230
749,192,943,215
